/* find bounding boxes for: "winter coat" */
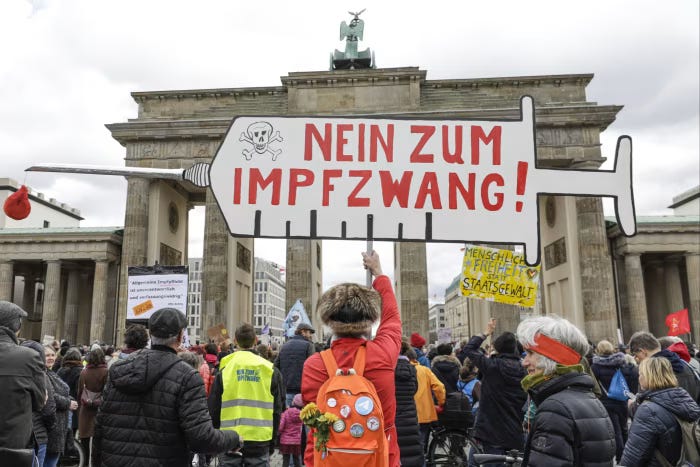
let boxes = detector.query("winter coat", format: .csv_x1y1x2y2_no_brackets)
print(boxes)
523,372,616,467
464,334,527,450
412,360,445,423
302,275,403,467
430,355,461,393
46,370,72,454
57,359,83,430
275,334,315,393
93,345,238,467
394,357,423,467
653,349,700,401
77,363,108,438
278,406,303,446
592,352,639,411
0,327,46,450
620,387,700,467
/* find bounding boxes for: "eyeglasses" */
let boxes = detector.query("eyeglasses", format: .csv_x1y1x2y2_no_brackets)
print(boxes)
630,348,641,355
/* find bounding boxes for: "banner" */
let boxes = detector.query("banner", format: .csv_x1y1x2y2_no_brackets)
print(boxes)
437,328,452,344
284,299,312,338
460,244,540,307
127,265,188,320
666,308,691,336
208,96,637,266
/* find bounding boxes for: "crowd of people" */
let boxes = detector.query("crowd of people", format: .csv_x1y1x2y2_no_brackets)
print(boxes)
1,250,699,467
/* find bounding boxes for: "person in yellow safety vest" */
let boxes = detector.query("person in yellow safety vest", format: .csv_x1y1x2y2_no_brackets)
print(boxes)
209,323,285,466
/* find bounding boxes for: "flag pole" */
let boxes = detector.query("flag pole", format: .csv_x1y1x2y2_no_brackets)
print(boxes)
366,214,373,287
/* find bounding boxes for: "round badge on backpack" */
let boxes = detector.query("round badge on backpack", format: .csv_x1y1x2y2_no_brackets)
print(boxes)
366,416,380,431
340,405,351,418
355,396,373,415
350,423,364,438
333,420,346,433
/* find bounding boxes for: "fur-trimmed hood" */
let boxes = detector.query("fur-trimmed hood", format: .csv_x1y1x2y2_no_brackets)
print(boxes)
317,282,381,337
431,354,461,366
592,352,626,368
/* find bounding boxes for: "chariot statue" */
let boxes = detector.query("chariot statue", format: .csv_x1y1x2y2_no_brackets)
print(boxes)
331,9,375,70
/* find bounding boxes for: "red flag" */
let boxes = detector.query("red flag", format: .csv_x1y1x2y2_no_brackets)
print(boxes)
666,308,691,336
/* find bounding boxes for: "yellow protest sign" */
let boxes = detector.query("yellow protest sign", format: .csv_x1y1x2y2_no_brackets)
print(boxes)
460,244,540,307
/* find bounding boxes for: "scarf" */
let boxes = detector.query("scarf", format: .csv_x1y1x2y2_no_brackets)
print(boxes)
520,363,583,392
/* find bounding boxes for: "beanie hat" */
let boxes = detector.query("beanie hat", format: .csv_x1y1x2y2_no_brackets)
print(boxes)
410,333,426,349
292,393,304,408
0,301,27,332
318,283,380,338
494,332,518,355
21,340,46,366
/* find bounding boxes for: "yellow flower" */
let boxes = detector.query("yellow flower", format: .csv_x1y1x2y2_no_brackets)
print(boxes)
300,403,320,422
324,412,339,423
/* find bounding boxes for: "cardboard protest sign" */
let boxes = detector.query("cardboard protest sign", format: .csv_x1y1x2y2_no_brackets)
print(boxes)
126,266,188,320
207,323,230,344
208,96,636,265
461,244,540,307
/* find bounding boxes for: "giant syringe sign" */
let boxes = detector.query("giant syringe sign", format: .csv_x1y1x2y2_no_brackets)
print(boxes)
209,96,636,265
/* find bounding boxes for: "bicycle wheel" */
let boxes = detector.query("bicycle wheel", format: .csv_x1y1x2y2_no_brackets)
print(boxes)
59,437,86,467
427,429,474,467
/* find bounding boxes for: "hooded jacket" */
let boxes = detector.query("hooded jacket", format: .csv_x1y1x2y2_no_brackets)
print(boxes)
430,354,462,393
464,334,527,450
92,345,238,467
523,372,616,467
653,349,700,401
0,327,46,450
620,387,700,467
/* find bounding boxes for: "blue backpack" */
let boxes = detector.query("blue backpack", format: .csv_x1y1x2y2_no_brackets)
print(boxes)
457,379,479,414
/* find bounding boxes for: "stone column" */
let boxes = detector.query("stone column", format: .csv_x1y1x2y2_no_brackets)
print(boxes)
644,261,667,337
575,195,617,343
63,269,81,343
116,177,150,344
21,275,36,338
90,260,110,343
665,258,685,315
686,254,700,342
40,260,62,341
624,254,649,337
202,189,228,333
0,260,14,302
394,241,429,338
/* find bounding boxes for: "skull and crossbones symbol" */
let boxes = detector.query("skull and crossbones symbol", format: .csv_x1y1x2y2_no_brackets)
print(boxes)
239,121,283,161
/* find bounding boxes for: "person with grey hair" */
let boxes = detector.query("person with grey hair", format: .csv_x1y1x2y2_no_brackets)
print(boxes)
92,308,239,466
0,301,46,465
628,331,700,402
517,315,615,467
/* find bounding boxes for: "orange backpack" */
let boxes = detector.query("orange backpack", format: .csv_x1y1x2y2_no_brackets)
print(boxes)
314,345,389,467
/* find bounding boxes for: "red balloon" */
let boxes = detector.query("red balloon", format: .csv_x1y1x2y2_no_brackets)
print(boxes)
3,185,32,220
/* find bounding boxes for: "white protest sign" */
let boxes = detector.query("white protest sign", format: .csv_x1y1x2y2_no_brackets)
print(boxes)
127,273,188,320
207,97,634,265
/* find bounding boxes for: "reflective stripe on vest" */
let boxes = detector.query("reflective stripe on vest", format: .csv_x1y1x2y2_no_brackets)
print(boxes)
220,350,274,441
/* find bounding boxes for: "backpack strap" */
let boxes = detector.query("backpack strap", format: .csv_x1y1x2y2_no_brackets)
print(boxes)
319,344,367,377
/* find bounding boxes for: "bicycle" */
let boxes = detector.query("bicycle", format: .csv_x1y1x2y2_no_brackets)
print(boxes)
426,424,480,467
58,434,86,467
473,449,524,466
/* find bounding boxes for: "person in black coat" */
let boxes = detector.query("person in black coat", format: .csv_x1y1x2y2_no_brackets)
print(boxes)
464,319,527,463
92,308,239,467
517,316,615,467
274,323,315,407
395,342,424,467
430,343,462,393
621,357,700,466
591,340,639,462
57,347,84,435
0,302,46,460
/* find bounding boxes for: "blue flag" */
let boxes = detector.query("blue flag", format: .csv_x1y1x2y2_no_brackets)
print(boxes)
283,299,312,338
261,323,270,335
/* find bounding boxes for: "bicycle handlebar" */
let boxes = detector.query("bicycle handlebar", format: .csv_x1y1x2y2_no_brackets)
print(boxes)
473,453,522,465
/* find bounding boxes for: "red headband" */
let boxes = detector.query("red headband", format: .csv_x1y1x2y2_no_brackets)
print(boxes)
525,333,581,366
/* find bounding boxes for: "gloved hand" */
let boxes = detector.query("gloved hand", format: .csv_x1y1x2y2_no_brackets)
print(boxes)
435,405,444,414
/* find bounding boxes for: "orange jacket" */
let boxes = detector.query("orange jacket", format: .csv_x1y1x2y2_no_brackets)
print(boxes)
412,361,446,424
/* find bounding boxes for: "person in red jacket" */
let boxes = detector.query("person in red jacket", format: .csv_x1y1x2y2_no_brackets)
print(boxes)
301,250,402,467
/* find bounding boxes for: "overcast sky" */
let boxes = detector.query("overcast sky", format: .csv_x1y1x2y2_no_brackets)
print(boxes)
1,0,698,300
